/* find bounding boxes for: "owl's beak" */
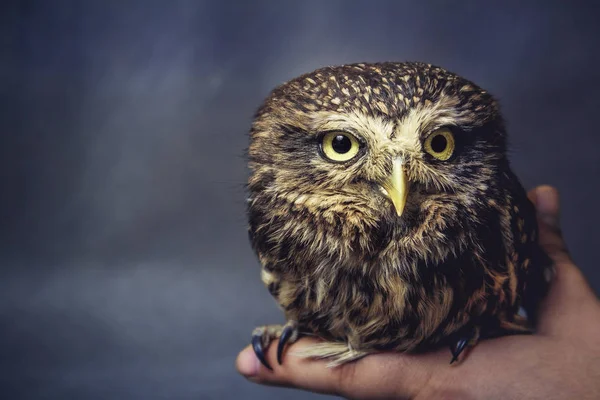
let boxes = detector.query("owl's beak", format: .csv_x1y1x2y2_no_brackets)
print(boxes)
381,157,408,217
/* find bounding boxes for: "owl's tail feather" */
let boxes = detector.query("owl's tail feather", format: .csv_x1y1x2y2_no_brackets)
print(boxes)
291,341,370,368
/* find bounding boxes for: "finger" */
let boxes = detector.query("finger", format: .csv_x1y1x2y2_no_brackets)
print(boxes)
236,337,445,399
528,186,598,334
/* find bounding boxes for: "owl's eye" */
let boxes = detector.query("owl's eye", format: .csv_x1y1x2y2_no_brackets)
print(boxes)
320,131,361,162
424,128,455,161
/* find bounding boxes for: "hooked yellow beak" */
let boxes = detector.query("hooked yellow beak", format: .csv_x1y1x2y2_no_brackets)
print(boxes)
380,157,408,217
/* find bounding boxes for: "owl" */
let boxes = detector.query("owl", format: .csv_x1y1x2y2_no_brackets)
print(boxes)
246,62,551,369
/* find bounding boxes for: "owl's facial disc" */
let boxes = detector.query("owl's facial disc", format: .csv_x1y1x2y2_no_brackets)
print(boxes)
380,157,408,216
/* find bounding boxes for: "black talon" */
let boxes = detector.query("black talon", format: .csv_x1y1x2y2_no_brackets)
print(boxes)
449,324,480,364
450,337,469,364
252,334,272,370
277,325,294,365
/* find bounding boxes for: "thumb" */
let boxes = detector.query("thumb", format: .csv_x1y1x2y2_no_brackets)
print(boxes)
529,185,597,335
530,185,572,268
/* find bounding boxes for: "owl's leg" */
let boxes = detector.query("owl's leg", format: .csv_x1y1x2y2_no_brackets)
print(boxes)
498,314,533,335
292,341,370,368
449,325,480,364
251,321,299,370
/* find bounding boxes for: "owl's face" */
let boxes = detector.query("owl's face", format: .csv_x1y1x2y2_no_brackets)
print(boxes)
248,62,508,271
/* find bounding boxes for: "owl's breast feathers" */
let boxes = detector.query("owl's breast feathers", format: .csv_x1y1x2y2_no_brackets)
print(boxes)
249,169,547,353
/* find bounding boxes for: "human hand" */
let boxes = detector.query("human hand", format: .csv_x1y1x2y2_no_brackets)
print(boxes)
236,186,600,399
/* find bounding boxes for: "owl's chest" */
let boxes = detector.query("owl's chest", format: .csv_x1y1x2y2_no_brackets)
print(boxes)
272,257,491,351
256,194,535,350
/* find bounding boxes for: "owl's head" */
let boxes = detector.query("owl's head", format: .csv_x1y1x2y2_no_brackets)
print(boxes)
248,62,508,271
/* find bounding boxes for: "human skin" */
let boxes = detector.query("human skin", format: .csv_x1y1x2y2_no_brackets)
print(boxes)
236,186,600,399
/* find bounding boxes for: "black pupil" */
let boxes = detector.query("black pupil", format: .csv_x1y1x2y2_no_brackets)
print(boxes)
332,135,352,154
430,134,448,153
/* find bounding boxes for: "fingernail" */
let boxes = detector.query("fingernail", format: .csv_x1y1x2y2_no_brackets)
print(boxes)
535,187,559,228
237,348,260,377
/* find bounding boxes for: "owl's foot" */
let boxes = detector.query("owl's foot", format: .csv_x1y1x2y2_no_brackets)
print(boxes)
292,341,370,368
498,314,533,335
449,325,480,364
251,321,299,370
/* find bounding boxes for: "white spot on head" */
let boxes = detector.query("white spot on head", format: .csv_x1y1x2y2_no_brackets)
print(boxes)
313,110,394,145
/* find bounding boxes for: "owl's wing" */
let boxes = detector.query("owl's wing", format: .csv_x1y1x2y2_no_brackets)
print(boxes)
503,169,553,326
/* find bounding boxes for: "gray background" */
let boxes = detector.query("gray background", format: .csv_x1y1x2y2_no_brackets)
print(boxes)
1,1,599,399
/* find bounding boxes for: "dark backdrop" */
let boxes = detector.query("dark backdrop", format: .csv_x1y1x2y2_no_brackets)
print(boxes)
1,1,599,399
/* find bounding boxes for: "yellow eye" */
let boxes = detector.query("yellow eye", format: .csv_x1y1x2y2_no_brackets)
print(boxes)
320,131,361,162
424,128,455,161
